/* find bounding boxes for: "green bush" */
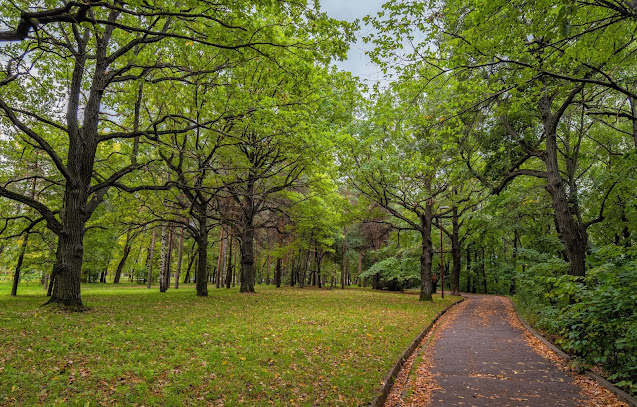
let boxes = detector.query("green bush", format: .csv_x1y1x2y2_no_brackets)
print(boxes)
557,259,637,394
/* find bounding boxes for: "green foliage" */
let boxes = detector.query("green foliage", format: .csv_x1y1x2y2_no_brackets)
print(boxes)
557,258,637,393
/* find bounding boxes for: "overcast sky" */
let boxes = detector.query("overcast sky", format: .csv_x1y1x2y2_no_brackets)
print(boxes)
319,0,387,85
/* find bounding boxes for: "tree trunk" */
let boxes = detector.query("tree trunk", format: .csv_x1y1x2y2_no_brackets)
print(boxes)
45,188,88,309
174,227,184,289
357,251,362,287
239,216,256,293
195,210,209,296
465,245,472,293
159,223,168,293
341,227,347,289
450,207,461,296
481,247,488,294
225,228,233,289
540,93,588,277
114,232,132,284
146,228,156,289
266,254,271,285
419,202,435,301
216,226,226,289
11,233,29,296
275,257,282,288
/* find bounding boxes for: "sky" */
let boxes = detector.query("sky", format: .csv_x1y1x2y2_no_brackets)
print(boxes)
319,0,387,85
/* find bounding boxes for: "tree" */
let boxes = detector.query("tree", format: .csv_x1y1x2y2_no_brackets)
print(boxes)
0,1,355,308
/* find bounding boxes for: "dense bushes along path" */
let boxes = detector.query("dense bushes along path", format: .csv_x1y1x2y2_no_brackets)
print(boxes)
385,295,627,407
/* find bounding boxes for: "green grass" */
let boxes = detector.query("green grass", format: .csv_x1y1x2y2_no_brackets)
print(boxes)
0,283,460,406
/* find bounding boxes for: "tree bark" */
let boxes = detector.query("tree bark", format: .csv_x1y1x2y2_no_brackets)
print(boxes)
216,226,226,289
11,233,29,296
539,93,588,277
146,228,156,289
114,232,132,284
450,207,461,296
195,209,209,296
418,201,435,301
174,227,183,289
225,228,233,289
159,223,168,293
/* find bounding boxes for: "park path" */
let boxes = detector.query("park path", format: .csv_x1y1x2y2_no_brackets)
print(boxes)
385,295,626,407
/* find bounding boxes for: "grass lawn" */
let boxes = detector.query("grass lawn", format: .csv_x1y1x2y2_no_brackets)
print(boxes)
0,283,460,406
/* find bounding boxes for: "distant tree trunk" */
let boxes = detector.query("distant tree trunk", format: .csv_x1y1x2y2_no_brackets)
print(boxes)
341,227,347,289
266,254,271,285
165,226,174,289
451,207,461,296
146,228,156,289
216,226,226,289
184,250,195,284
174,227,184,289
372,273,379,290
316,250,323,289
195,205,209,297
159,223,168,293
225,229,233,289
466,246,472,293
11,233,29,296
481,247,487,294
357,251,362,287
275,257,282,288
510,229,518,295
114,231,133,284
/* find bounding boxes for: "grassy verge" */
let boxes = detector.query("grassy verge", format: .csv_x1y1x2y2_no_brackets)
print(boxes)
0,283,460,406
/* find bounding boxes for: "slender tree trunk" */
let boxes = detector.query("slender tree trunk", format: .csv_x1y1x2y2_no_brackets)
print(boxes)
481,247,487,294
159,223,168,293
357,251,362,287
11,233,29,296
146,228,156,289
266,254,271,285
174,228,184,289
451,207,461,296
114,232,132,284
225,228,233,289
216,226,226,289
341,227,347,289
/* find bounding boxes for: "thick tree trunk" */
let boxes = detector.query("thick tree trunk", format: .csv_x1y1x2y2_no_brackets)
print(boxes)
451,207,461,296
11,233,29,296
239,216,256,293
45,189,87,309
419,202,434,301
196,210,209,296
540,94,588,277
466,246,472,293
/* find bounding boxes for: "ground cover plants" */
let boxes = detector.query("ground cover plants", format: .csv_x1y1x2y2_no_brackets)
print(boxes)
0,283,460,406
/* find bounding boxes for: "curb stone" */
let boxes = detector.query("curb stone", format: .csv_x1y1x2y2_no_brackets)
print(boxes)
510,298,637,407
369,296,465,407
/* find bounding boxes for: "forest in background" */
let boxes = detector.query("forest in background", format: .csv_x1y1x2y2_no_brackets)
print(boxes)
0,0,635,396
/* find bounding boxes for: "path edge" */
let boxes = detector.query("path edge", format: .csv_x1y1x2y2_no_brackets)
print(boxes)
369,296,465,407
510,298,637,407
